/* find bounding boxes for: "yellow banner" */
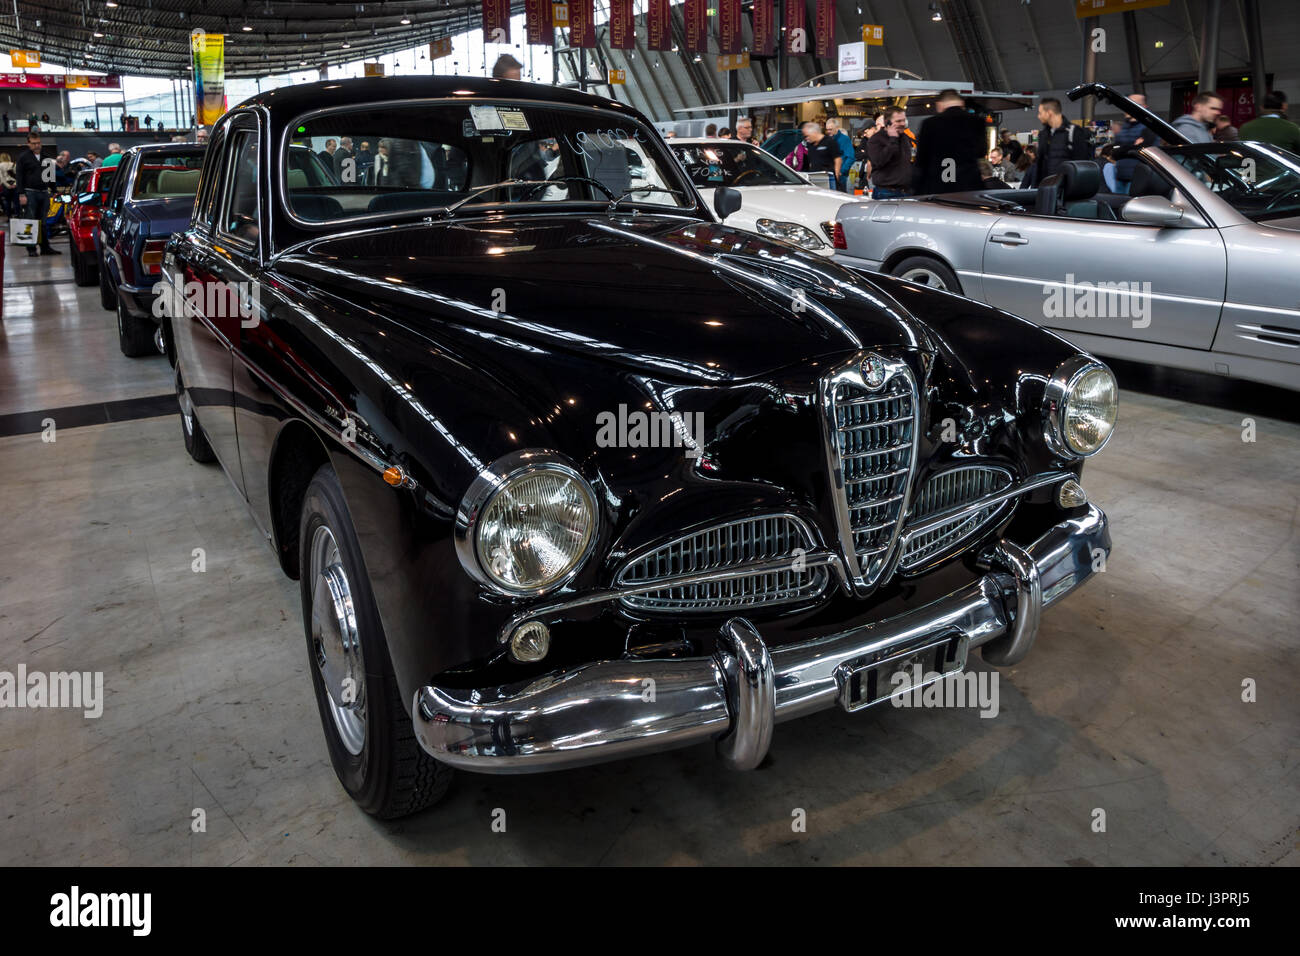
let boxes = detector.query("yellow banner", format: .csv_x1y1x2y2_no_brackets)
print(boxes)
64,75,90,89
10,50,40,67
429,37,453,60
553,3,570,26
190,31,225,127
608,68,626,85
363,62,385,77
717,52,750,71
1075,0,1169,17
861,25,883,46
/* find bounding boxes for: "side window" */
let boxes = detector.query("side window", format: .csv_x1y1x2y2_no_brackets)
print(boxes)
218,129,260,246
104,161,127,209
191,127,225,233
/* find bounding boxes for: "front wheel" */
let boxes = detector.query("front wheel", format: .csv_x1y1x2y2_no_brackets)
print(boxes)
299,464,453,818
889,255,962,295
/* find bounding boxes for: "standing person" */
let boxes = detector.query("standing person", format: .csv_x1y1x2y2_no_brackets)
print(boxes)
0,152,16,216
84,151,100,168
718,127,733,139
800,121,844,188
1112,92,1150,194
119,112,126,131
998,128,1023,163
866,106,913,199
704,123,717,137
54,150,72,188
334,136,355,180
15,131,60,257
1213,114,1239,142
144,114,153,130
987,145,1018,184
1172,92,1223,144
1028,97,1093,187
824,118,855,191
734,116,754,144
317,138,337,166
1239,91,1300,152
911,89,985,194
100,143,124,168
491,54,523,80
356,140,374,173
372,140,392,185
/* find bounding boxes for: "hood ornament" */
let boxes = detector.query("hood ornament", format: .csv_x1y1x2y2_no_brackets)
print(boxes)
860,353,888,389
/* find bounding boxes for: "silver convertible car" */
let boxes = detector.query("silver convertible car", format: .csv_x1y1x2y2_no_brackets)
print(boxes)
835,83,1300,391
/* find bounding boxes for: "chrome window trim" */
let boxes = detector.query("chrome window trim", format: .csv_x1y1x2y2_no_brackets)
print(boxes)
614,512,831,613
454,448,600,598
1041,355,1116,459
819,352,920,596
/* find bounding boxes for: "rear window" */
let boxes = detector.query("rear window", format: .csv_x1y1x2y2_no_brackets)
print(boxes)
132,152,205,199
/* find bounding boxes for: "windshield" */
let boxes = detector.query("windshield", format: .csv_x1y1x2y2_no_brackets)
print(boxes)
285,100,695,223
1165,142,1300,221
131,151,204,199
672,141,807,188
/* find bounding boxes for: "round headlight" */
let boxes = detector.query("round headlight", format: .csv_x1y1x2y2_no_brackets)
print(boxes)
457,454,598,595
1044,358,1118,457
755,218,828,250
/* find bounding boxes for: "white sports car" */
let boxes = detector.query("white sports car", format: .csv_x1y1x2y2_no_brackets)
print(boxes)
669,137,856,257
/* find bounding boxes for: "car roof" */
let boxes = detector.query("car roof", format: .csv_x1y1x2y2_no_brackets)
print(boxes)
670,137,757,146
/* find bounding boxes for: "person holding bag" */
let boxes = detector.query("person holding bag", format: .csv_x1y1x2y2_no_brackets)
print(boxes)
14,131,59,257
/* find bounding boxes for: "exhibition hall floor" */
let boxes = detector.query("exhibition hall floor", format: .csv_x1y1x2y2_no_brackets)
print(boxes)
1,246,1296,865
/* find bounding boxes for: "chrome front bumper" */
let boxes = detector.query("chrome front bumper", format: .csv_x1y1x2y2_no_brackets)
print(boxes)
413,504,1109,774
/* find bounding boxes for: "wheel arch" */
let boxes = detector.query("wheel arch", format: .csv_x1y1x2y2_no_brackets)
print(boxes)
880,246,958,276
267,418,335,580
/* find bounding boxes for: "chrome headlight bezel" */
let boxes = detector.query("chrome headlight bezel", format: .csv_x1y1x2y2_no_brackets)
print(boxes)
454,450,599,596
755,218,829,251
1042,356,1118,458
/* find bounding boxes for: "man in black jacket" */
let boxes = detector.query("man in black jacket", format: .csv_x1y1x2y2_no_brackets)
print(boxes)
1028,98,1093,187
866,106,913,198
15,131,60,257
911,90,985,194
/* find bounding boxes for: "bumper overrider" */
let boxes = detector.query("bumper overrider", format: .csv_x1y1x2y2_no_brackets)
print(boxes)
413,503,1109,774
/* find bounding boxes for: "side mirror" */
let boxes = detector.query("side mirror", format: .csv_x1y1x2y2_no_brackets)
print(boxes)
713,186,742,221
1122,195,1184,226
78,192,101,207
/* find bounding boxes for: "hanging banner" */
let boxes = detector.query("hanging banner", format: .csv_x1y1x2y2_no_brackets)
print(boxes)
609,0,635,50
684,0,708,53
525,0,554,45
717,53,750,71
363,62,385,77
553,2,569,26
647,0,672,52
718,0,743,55
482,0,511,44
815,0,834,57
0,73,121,90
784,0,807,55
429,37,453,60
569,0,596,48
752,0,776,56
10,50,40,68
189,31,225,128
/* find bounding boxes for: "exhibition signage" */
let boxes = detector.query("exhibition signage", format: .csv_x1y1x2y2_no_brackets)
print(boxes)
363,62,385,76
570,0,596,48
1075,0,1169,15
0,73,121,90
189,32,225,129
718,0,743,56
608,68,626,85
717,53,750,71
862,24,884,45
481,0,511,44
525,0,554,45
684,0,707,53
784,0,807,55
838,42,865,83
752,0,776,56
9,50,39,68
429,37,453,60
552,2,569,26
609,0,635,50
815,0,834,57
646,0,671,51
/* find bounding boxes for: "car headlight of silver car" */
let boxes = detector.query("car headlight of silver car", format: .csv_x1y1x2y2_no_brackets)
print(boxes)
755,218,828,250
1043,357,1118,457
455,451,598,595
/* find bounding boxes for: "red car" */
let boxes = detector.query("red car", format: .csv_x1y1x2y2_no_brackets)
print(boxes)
66,165,116,286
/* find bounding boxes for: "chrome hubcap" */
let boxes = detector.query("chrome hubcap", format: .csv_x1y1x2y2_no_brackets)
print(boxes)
309,525,366,755
900,267,948,290
154,326,165,355
177,382,194,435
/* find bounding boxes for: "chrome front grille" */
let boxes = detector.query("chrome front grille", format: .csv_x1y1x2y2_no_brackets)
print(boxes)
900,466,1014,570
616,515,828,612
823,356,920,592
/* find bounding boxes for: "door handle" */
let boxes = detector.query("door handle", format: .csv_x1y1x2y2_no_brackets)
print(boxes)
989,232,1029,246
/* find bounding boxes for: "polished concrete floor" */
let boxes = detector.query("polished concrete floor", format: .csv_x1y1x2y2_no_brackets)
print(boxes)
1,239,1297,865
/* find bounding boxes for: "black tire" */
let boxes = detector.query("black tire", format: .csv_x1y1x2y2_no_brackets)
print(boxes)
116,298,156,358
72,246,97,286
889,255,963,295
176,368,216,463
99,265,115,310
298,463,453,818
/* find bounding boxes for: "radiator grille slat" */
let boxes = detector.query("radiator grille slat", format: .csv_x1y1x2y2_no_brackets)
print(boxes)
900,466,1014,570
617,515,828,612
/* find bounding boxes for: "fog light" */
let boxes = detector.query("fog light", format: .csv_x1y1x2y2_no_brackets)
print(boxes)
1057,479,1088,508
510,621,551,662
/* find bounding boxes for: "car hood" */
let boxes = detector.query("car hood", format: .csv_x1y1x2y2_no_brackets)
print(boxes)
699,183,854,222
272,214,934,382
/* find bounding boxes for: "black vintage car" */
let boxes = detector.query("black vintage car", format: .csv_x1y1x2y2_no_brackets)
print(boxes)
163,76,1116,819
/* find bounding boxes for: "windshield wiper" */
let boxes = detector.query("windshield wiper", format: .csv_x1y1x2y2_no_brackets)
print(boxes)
607,185,686,213
438,176,617,217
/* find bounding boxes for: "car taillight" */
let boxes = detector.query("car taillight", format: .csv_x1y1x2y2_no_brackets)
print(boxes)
832,222,847,251
142,240,166,275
